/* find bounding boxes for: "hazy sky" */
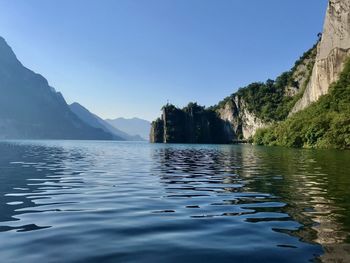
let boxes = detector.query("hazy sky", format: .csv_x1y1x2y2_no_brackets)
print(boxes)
0,0,328,121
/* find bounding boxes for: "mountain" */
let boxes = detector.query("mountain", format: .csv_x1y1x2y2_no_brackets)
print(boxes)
106,117,150,141
253,0,350,149
150,44,318,144
291,0,350,113
0,36,113,140
254,61,350,149
70,103,144,141
150,0,350,149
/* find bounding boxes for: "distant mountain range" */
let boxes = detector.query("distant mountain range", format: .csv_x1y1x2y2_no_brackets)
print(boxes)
106,118,150,140
70,103,144,141
0,36,147,141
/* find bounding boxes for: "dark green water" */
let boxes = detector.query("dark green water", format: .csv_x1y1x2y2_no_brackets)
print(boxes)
0,141,349,262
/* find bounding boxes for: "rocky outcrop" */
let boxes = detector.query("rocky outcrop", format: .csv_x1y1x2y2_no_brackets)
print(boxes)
217,99,240,140
150,98,267,144
150,44,318,144
151,0,348,145
284,46,317,97
207,45,318,142
240,104,267,139
291,0,350,113
217,96,266,140
150,103,230,144
150,118,164,143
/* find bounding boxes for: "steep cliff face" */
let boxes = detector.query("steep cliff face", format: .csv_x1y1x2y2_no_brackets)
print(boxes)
240,103,267,139
217,96,266,140
151,0,347,145
150,99,267,143
292,0,350,113
150,118,164,143
254,57,350,149
150,44,318,143
214,46,317,141
150,103,230,144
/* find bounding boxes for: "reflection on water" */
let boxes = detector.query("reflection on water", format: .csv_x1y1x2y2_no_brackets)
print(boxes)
0,141,349,262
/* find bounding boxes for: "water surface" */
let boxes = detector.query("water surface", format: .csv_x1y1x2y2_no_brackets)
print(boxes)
0,141,349,262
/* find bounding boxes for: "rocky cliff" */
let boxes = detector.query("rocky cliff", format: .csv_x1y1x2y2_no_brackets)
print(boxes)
150,103,229,144
151,0,349,145
291,0,350,113
216,96,266,140
150,45,318,143
150,46,317,144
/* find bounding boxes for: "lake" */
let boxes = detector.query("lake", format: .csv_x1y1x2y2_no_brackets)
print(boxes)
0,140,349,263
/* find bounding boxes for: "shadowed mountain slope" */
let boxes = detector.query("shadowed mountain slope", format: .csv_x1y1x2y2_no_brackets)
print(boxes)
70,103,144,141
0,36,113,140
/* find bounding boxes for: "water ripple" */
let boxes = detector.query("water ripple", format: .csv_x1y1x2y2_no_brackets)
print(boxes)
0,141,349,262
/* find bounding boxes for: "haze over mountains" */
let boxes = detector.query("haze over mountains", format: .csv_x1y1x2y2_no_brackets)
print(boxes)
106,118,150,141
0,36,147,141
70,103,145,141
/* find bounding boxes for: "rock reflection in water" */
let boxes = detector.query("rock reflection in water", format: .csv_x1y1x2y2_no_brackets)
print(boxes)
153,144,350,262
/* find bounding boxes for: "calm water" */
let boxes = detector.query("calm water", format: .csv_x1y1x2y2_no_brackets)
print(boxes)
0,141,349,263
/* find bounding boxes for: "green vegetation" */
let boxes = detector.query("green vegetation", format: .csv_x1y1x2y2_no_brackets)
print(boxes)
150,118,164,142
152,42,350,150
253,59,350,150
213,44,317,122
235,76,294,122
291,42,318,73
152,102,231,144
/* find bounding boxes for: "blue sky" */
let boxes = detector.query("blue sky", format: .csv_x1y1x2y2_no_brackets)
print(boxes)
0,0,328,121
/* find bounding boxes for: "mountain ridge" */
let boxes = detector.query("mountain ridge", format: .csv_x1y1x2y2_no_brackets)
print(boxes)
0,37,113,140
70,103,145,141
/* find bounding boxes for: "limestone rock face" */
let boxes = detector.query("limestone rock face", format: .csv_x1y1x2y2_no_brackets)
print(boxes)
218,96,266,140
240,103,266,139
284,49,317,97
217,99,240,139
319,0,350,60
150,0,348,144
291,0,350,113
